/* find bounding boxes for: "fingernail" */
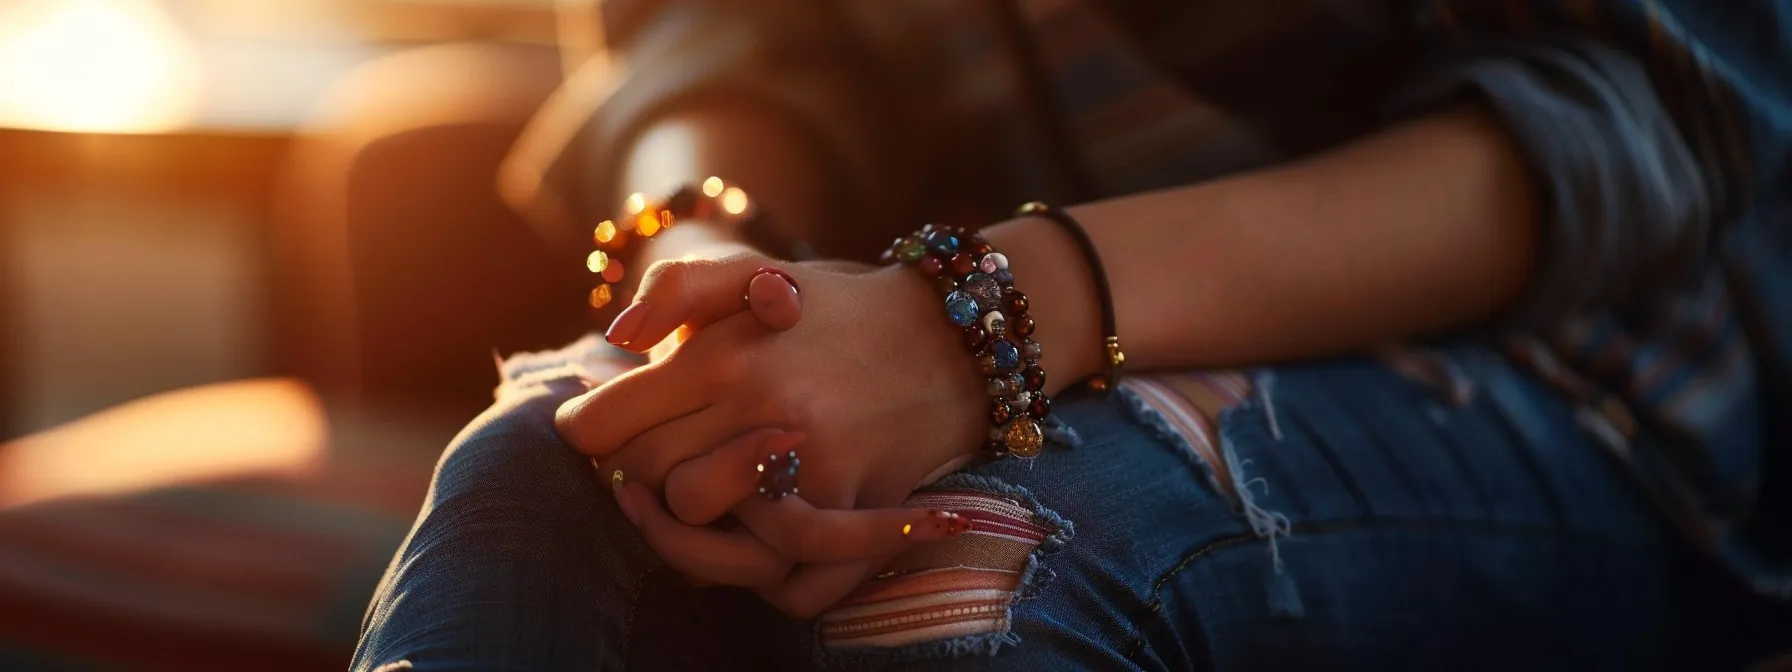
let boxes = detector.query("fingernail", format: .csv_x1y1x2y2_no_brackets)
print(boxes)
606,302,650,345
903,510,971,539
612,470,640,526
754,267,799,294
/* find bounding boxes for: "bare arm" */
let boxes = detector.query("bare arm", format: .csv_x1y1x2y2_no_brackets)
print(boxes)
989,105,1540,391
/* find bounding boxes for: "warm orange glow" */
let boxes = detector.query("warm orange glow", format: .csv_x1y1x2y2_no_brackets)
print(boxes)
589,284,613,309
0,0,201,133
586,250,609,273
636,208,662,237
0,379,327,509
594,220,617,244
702,176,725,198
721,187,749,215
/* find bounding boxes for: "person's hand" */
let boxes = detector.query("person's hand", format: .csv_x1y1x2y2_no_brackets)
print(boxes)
607,427,973,617
558,253,990,513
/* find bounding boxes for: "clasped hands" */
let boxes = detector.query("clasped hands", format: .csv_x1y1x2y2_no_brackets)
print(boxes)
554,254,989,618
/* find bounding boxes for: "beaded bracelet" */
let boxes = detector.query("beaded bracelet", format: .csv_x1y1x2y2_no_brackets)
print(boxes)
585,177,761,309
883,225,1049,458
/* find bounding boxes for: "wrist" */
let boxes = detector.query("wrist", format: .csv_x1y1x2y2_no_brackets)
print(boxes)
979,217,1106,395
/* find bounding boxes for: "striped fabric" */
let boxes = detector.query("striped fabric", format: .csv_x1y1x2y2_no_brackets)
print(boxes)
819,490,1057,650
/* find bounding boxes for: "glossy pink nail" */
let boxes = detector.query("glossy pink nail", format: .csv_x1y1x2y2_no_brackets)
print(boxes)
606,302,650,345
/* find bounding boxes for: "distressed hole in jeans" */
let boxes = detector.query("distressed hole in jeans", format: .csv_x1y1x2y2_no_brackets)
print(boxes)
1116,372,1253,506
818,475,1071,660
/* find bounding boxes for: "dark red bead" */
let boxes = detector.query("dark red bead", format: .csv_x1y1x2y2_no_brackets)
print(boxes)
918,254,946,277
990,401,1013,425
1003,289,1028,315
1028,396,1052,419
961,325,988,352
1022,365,1046,391
949,253,977,277
968,239,993,257
1013,314,1036,337
931,275,959,295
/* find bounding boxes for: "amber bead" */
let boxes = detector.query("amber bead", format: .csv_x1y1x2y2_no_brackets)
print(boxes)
968,240,993,257
1013,314,1036,337
990,401,1013,425
1022,365,1046,392
949,253,977,277
1003,289,1029,316
919,254,946,277
1004,418,1044,457
931,275,959,295
1028,396,1052,419
961,325,987,352
588,284,613,309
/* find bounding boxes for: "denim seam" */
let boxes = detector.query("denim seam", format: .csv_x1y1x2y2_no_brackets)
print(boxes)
815,473,1073,667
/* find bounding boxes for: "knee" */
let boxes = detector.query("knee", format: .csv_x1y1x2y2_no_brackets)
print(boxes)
429,377,610,525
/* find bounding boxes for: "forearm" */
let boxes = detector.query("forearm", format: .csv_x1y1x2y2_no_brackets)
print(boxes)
987,105,1540,391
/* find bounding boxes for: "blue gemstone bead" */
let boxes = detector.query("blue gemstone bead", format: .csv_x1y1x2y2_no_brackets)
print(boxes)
924,230,959,255
990,338,1021,372
991,269,1015,286
945,291,980,326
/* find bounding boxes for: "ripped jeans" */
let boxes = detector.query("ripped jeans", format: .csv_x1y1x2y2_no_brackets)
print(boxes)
352,341,1771,670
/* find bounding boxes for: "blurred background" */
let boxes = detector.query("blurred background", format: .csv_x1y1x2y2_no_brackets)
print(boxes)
0,0,604,667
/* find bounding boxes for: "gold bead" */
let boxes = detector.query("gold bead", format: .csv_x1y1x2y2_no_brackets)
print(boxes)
1104,337,1126,367
589,284,613,309
1015,201,1048,217
1004,418,1044,458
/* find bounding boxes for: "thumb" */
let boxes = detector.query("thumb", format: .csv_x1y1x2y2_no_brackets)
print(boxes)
605,255,803,352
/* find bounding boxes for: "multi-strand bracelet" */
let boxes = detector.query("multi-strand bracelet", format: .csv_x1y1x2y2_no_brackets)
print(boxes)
883,225,1049,458
585,177,760,309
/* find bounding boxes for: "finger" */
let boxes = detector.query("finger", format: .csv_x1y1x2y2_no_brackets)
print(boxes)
756,559,889,620
734,497,971,563
607,256,802,352
614,481,792,587
746,269,802,331
554,356,708,457
664,428,804,525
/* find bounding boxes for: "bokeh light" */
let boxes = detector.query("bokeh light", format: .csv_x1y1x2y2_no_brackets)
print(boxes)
702,176,725,198
0,0,201,133
721,187,749,215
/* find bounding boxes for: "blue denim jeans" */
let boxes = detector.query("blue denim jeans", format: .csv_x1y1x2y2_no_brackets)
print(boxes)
352,344,1781,670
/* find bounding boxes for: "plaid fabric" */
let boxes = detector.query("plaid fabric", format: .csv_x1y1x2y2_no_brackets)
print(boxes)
596,0,1791,595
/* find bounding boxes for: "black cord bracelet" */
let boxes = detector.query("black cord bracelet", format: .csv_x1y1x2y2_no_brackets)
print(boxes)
1015,201,1124,391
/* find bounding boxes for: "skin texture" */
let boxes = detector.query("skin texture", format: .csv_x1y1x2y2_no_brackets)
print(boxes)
557,104,1540,617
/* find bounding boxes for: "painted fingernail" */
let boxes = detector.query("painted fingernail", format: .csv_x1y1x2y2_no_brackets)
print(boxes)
902,510,970,539
611,470,640,526
605,302,650,345
755,449,801,500
755,267,799,294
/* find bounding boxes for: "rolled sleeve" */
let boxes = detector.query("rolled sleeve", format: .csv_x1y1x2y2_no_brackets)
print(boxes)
1394,39,1712,327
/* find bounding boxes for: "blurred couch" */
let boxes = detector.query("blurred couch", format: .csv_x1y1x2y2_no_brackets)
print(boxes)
0,40,580,670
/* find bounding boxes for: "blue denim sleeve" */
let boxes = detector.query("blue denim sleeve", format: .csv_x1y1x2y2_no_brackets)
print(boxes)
1391,38,1710,328
1395,1,1792,325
